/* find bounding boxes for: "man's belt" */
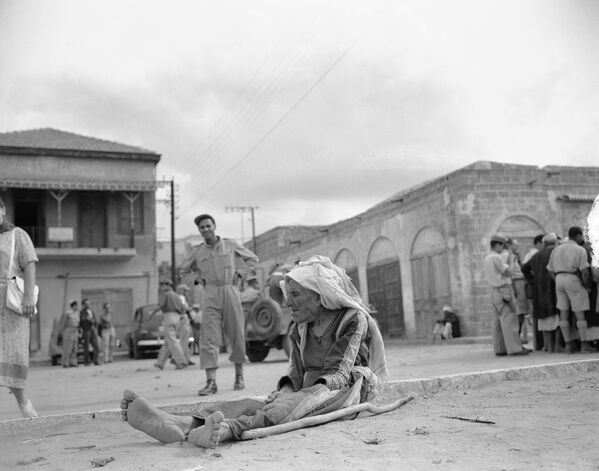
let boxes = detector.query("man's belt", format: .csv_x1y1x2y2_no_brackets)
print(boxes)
555,271,577,275
203,280,233,287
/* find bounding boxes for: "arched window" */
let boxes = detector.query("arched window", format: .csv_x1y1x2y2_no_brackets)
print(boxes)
496,215,545,256
334,249,359,290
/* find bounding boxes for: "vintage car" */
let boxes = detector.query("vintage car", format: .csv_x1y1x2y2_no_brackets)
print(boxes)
125,304,194,359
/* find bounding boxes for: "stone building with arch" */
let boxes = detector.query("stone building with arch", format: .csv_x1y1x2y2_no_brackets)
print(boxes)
251,161,599,339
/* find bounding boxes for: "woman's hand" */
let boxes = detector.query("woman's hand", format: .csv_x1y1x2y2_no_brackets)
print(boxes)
22,294,36,317
264,384,294,403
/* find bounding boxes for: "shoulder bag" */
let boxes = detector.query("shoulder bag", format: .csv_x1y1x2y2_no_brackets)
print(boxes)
6,229,39,316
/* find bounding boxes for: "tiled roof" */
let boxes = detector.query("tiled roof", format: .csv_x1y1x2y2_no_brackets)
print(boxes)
0,128,159,155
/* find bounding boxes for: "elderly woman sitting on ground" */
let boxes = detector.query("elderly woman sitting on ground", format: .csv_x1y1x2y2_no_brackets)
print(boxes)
121,255,388,448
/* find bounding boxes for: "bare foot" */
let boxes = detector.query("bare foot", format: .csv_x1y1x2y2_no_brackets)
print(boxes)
121,389,191,443
188,411,231,448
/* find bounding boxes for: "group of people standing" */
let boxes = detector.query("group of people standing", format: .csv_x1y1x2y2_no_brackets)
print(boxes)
484,226,599,356
57,298,117,367
522,226,599,354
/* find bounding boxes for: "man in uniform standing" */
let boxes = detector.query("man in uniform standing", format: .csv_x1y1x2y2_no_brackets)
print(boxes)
546,226,594,353
180,214,258,396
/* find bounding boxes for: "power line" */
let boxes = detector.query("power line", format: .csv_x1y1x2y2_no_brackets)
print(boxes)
178,34,322,182
180,35,362,216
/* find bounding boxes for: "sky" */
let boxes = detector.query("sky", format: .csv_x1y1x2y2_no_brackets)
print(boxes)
1,0,598,243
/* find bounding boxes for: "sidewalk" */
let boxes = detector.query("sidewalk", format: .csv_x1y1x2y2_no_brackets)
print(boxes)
1,340,598,471
1,337,596,425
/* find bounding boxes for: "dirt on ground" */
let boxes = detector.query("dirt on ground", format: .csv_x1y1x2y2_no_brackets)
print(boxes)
2,371,598,471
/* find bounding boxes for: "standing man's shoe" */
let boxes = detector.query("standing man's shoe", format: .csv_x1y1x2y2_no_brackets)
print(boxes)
198,380,218,396
508,348,530,356
233,375,245,391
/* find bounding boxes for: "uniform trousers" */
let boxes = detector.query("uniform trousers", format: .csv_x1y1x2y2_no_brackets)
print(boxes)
200,284,246,370
491,285,523,354
61,327,79,366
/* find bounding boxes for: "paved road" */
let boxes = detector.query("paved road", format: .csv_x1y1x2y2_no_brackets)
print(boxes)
2,338,596,421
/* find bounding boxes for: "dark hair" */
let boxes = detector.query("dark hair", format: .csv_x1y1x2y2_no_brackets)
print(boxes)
82,298,89,304
533,234,544,245
194,214,215,226
103,302,110,309
490,241,505,250
568,226,583,239
70,300,78,307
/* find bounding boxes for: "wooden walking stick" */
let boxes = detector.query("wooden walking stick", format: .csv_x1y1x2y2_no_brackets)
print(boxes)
240,395,414,441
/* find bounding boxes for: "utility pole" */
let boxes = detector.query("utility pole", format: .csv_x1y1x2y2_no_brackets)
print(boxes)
170,179,176,284
225,206,259,252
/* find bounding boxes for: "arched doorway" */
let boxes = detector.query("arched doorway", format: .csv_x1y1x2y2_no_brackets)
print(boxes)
410,227,450,338
334,249,359,291
496,215,545,254
367,238,403,337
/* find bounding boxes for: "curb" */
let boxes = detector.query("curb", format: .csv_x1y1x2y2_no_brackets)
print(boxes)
2,358,597,436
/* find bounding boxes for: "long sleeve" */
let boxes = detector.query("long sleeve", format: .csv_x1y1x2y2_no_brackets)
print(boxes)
179,246,201,288
316,311,368,390
277,324,304,392
231,240,259,278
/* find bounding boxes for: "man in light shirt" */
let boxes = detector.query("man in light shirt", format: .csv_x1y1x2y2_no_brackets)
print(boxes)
483,234,530,356
546,226,594,353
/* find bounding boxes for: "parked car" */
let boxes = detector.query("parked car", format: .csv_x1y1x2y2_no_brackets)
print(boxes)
125,304,194,359
48,317,94,366
242,265,294,363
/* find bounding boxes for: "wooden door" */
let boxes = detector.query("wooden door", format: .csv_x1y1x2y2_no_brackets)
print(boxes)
411,251,451,338
367,260,404,337
79,192,106,248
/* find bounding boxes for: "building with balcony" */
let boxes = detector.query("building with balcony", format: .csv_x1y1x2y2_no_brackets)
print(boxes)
0,128,162,359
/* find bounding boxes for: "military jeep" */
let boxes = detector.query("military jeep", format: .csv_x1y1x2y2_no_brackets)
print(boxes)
242,265,294,362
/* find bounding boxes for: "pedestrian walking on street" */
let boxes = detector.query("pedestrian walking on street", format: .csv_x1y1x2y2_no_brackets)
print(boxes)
80,298,101,365
154,279,188,370
175,284,195,365
0,197,40,418
180,214,259,396
189,303,202,355
483,234,530,356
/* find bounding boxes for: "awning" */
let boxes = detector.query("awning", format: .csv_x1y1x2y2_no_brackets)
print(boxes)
557,194,598,203
0,177,163,191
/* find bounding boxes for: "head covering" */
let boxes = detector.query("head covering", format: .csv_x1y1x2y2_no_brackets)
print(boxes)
191,303,201,309
542,232,557,245
283,255,388,389
159,278,173,287
176,283,190,292
490,234,508,244
194,213,215,226
442,305,453,313
246,274,258,283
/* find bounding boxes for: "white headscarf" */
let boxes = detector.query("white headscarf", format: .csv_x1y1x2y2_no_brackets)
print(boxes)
283,255,389,387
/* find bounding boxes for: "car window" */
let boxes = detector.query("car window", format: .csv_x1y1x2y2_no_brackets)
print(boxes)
144,307,163,330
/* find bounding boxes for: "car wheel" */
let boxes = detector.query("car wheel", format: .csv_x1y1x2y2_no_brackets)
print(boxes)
246,341,270,362
133,343,142,360
249,298,282,338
